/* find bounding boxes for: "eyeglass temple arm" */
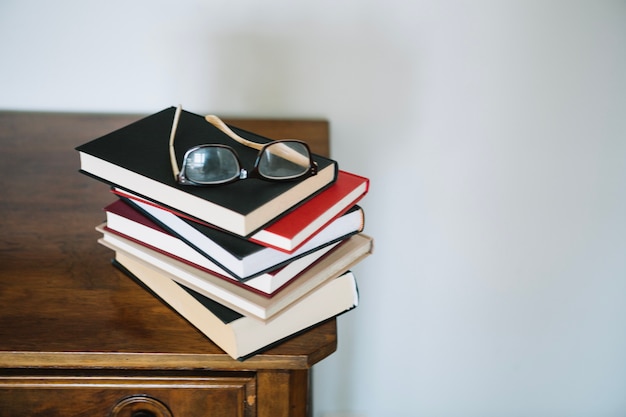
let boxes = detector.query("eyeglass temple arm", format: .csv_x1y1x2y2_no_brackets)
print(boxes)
205,114,311,168
169,105,182,179
205,115,264,151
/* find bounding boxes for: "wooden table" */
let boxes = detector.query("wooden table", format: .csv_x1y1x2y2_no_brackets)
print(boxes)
0,111,335,417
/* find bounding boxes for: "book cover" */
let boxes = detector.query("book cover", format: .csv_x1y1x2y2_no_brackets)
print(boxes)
76,107,338,237
107,197,364,280
98,227,373,320
112,256,358,361
113,169,369,253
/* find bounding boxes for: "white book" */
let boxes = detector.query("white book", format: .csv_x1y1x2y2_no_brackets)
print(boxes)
103,201,339,294
98,227,373,320
114,192,363,280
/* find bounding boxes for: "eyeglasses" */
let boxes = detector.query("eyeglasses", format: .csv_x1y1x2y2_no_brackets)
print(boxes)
169,105,318,186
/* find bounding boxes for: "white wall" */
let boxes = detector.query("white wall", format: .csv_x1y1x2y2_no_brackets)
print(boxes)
2,1,626,416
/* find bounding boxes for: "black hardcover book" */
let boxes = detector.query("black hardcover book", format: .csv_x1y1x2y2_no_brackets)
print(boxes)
76,107,338,237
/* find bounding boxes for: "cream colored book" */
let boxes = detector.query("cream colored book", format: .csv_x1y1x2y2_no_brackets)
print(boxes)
113,251,359,361
98,226,373,320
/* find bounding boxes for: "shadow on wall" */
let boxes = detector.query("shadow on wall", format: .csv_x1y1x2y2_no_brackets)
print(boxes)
203,29,420,411
203,30,420,174
200,32,305,117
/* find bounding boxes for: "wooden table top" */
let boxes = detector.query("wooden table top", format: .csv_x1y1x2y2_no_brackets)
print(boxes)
0,110,336,371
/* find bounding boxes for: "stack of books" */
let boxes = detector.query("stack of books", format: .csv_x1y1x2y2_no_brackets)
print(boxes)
76,106,373,361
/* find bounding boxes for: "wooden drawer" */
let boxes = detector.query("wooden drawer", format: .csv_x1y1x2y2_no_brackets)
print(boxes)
0,371,256,417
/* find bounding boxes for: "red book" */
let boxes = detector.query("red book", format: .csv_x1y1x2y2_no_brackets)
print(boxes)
112,170,369,253
249,170,369,252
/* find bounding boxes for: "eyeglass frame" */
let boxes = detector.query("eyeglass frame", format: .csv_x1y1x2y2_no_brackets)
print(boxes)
168,105,318,186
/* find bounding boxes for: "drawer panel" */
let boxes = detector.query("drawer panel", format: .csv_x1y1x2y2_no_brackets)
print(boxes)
0,373,256,417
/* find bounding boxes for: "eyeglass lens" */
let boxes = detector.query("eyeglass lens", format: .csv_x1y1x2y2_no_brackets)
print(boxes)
258,141,311,180
183,147,241,184
182,141,311,185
